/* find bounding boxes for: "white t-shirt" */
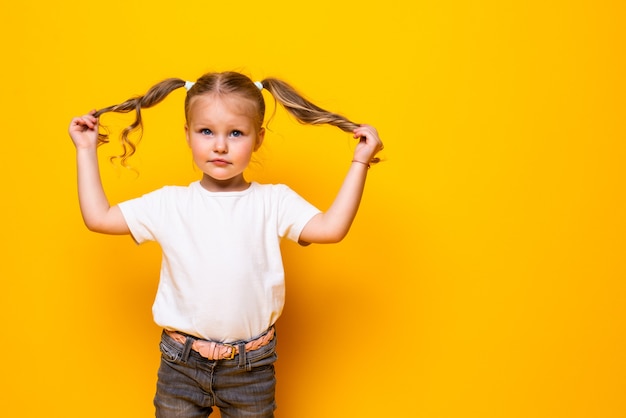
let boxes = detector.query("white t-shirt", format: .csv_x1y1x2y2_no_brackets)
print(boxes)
118,181,320,342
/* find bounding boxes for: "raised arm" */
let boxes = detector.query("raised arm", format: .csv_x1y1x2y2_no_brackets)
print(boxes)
298,124,383,244
69,110,130,235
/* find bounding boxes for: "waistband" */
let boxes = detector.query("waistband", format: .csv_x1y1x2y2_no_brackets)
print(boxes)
164,327,275,361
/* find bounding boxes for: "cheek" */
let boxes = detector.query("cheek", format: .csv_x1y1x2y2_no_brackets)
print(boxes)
242,143,257,158
188,140,207,158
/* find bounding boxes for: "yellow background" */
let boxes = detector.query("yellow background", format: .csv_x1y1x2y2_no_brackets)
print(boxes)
1,0,625,417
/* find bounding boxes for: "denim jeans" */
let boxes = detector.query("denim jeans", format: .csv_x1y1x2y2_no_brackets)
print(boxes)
154,329,277,418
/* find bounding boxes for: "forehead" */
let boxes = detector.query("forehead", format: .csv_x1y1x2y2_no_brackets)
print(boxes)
187,93,259,123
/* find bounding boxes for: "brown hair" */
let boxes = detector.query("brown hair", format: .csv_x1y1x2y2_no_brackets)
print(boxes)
95,71,365,167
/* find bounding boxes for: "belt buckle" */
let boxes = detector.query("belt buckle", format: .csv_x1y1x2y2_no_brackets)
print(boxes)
223,344,236,360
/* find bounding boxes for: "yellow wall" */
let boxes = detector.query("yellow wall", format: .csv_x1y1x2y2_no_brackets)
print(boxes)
1,1,625,417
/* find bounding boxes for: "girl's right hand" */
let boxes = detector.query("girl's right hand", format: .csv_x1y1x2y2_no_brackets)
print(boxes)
69,110,99,150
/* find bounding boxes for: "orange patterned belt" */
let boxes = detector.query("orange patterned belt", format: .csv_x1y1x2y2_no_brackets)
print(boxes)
165,327,275,360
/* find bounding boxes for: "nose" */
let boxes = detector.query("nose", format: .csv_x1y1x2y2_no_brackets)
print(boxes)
213,136,227,153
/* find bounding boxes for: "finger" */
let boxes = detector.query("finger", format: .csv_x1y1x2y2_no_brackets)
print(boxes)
354,129,377,144
71,116,96,131
82,115,99,129
353,128,370,139
70,117,87,129
85,117,98,129
353,125,376,138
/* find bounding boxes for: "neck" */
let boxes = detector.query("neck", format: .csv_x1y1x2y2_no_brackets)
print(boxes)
199,174,250,192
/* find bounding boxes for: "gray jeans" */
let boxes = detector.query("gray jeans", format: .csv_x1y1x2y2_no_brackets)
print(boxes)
154,329,278,418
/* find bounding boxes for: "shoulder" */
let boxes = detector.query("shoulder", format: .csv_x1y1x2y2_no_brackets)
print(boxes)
160,184,195,196
122,183,196,207
250,182,314,210
149,182,198,196
251,182,297,196
249,182,307,204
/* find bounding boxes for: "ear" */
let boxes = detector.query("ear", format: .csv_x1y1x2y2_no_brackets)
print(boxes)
185,124,191,146
254,127,265,151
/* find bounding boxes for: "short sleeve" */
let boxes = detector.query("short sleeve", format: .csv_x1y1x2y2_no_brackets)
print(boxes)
117,189,165,244
275,185,321,243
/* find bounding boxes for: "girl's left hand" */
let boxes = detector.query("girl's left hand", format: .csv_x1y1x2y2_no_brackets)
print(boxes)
352,124,384,164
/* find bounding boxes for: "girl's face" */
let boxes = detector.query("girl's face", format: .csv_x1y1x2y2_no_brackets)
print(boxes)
185,93,264,192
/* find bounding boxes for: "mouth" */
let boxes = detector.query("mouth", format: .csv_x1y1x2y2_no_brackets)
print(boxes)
209,159,231,166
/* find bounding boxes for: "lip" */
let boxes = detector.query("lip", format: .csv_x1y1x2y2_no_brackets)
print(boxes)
209,159,231,166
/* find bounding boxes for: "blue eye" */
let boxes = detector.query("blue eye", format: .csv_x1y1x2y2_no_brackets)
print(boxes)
231,130,243,137
200,128,212,135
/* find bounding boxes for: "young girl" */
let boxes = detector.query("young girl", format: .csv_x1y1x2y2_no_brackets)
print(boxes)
69,71,383,418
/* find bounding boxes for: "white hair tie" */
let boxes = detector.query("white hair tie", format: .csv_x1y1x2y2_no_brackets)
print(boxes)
254,81,263,90
184,81,195,91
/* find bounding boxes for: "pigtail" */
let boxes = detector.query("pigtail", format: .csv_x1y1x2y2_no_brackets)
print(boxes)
94,78,186,167
261,78,380,164
261,78,359,132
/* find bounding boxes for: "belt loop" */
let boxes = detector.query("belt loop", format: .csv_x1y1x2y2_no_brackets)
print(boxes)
181,335,194,363
237,342,249,370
